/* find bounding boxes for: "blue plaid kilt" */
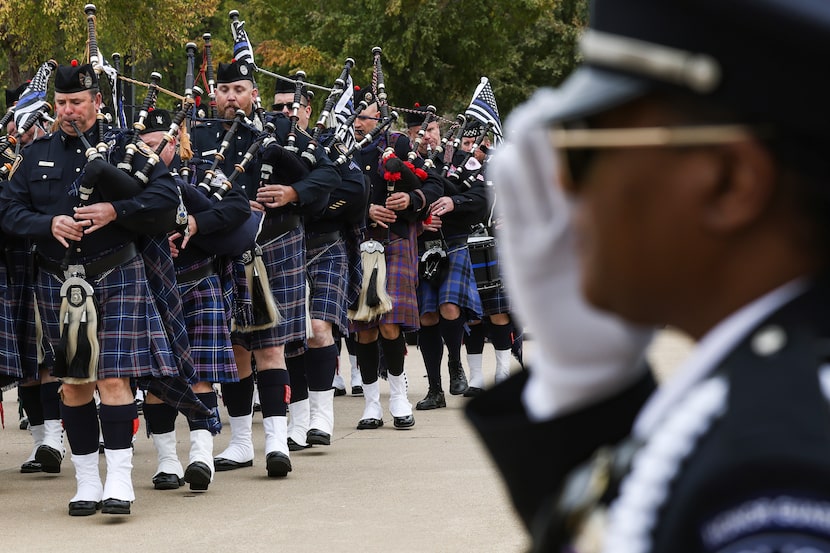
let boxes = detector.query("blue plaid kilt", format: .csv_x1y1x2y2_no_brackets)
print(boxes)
232,225,306,351
37,253,181,380
417,240,483,321
307,238,349,335
0,259,22,383
479,283,511,317
177,258,238,383
344,224,364,314
350,224,421,333
6,240,44,381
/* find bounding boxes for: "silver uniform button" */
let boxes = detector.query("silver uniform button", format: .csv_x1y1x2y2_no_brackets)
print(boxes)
76,149,82,154
751,325,786,356
76,168,81,173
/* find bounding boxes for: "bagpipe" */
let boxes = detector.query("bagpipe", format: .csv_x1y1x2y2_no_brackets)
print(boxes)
424,113,466,175
302,58,355,168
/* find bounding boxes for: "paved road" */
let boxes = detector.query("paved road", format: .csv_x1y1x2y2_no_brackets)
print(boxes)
0,332,694,552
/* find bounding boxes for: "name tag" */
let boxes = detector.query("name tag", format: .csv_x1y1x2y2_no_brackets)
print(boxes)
38,161,55,167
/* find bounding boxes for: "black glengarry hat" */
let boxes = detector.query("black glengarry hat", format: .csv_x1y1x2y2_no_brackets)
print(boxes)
404,104,430,128
5,82,28,107
139,108,172,134
55,61,98,93
217,60,255,84
462,121,485,138
274,74,311,102
354,85,375,107
542,0,830,138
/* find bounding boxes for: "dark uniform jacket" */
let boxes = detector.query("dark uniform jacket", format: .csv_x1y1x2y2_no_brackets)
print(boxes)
355,131,443,239
468,277,830,552
1,127,179,262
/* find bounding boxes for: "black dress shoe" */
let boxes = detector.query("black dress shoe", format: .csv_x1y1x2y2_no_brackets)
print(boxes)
356,418,383,430
184,462,212,491
463,386,484,398
393,415,415,429
351,385,364,396
101,498,131,515
213,457,253,472
448,361,468,396
20,460,43,473
306,428,331,446
34,445,62,473
287,437,312,451
265,452,292,477
415,390,446,410
68,500,102,516
152,472,183,490
333,387,347,397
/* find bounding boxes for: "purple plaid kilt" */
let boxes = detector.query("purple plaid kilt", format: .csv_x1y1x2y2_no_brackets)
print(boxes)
232,225,306,351
350,224,421,333
177,259,238,383
307,238,349,335
37,253,181,380
479,282,511,317
417,240,483,321
0,260,23,382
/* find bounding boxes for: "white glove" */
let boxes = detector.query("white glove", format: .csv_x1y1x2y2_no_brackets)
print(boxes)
491,88,654,422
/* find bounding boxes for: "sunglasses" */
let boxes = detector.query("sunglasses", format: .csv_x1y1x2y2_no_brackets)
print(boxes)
550,124,760,192
272,102,308,111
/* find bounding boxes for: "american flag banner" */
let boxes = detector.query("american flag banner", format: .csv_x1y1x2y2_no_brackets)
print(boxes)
230,16,256,68
13,60,54,130
464,77,503,145
333,74,356,151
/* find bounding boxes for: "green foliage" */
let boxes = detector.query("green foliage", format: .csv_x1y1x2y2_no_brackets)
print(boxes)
1,0,588,120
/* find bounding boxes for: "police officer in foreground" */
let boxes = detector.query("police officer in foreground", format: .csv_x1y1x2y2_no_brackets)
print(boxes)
2,63,183,516
468,0,830,551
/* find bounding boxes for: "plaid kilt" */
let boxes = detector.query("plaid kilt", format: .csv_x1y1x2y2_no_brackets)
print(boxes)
479,283,511,317
6,240,43,380
177,259,238,383
307,238,349,335
345,224,364,313
0,260,22,382
232,225,306,351
37,253,181,380
417,241,483,321
350,224,421,333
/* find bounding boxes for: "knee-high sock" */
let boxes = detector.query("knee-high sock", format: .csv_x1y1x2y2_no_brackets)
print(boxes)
286,355,309,403
489,320,514,351
188,392,219,432
379,334,406,377
143,401,178,434
221,374,255,417
99,403,138,450
19,385,44,426
40,381,62,422
60,400,99,455
419,323,443,391
440,316,465,365
355,340,380,385
466,323,486,355
258,369,290,418
306,344,339,391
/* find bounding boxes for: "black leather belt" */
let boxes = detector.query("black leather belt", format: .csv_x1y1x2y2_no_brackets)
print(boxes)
38,243,139,279
259,214,301,242
176,262,217,283
306,231,342,250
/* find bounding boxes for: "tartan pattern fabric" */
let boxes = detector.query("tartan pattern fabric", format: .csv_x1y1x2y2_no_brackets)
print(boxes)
177,259,238,384
0,260,22,381
6,241,43,381
306,238,349,335
232,225,306,351
417,242,483,321
37,254,181,380
344,224,365,313
350,225,421,333
479,283,511,317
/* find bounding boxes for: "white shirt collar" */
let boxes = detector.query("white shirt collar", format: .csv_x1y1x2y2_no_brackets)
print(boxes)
633,278,809,438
